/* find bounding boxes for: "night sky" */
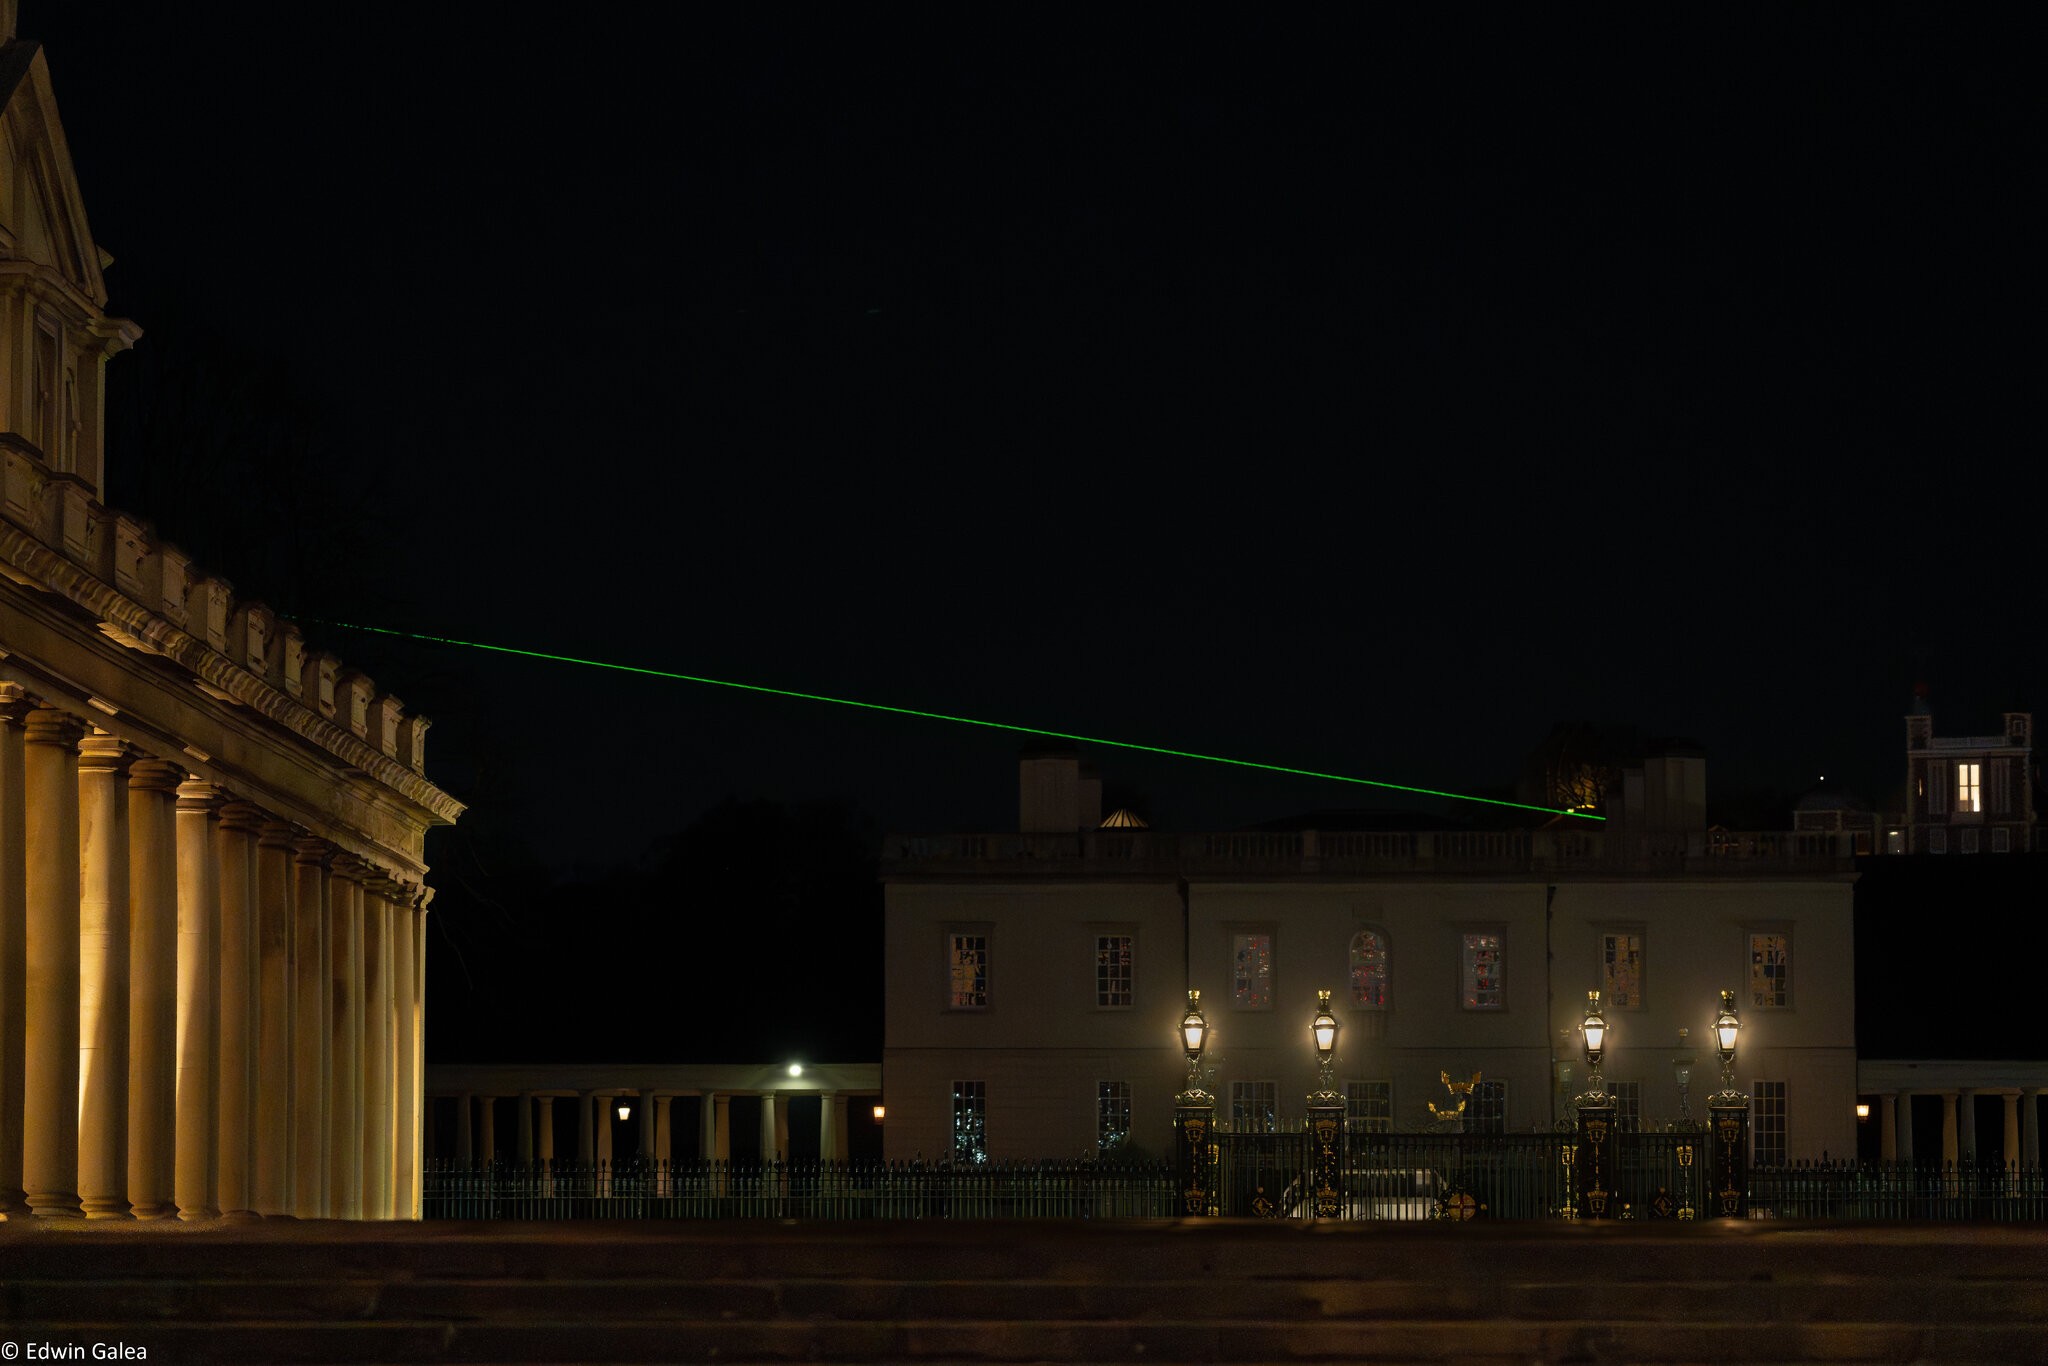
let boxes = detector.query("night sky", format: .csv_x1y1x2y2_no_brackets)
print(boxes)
25,6,2042,1059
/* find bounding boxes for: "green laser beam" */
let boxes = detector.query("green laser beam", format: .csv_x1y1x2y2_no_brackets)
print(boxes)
290,615,1603,821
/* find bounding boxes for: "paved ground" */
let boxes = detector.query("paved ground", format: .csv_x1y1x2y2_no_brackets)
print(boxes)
3,1216,2045,1363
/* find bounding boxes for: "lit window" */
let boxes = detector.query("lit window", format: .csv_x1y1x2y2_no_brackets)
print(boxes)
1461,933,1503,1010
952,1081,987,1163
1958,762,1981,814
1095,935,1133,1008
1602,932,1643,1009
1749,933,1789,1009
1097,1081,1131,1154
948,934,988,1009
1345,1080,1392,1134
1229,1081,1278,1133
1610,1080,1641,1133
1349,929,1388,1009
1232,933,1273,1008
1469,1080,1507,1134
1752,1080,1787,1166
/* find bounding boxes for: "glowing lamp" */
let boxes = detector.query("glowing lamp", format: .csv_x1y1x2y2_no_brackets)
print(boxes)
615,1098,631,1123
1856,1103,1871,1121
1180,989,1209,1063
1311,989,1338,1063
788,1063,804,1078
1714,990,1740,1062
1580,991,1607,1069
872,1105,885,1122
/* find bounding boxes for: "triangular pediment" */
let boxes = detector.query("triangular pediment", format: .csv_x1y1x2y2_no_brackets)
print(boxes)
0,38,110,306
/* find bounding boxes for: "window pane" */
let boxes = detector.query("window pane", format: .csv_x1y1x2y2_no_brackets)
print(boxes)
1753,1080,1787,1165
1097,1081,1131,1154
1469,1080,1506,1134
1096,935,1133,1007
1610,1080,1641,1133
1748,933,1789,1009
1229,1081,1278,1133
952,1081,987,1163
1462,933,1503,1010
1232,933,1273,1008
1345,1080,1392,1134
1958,762,1980,813
949,934,988,1009
1602,932,1642,1009
1349,930,1388,1008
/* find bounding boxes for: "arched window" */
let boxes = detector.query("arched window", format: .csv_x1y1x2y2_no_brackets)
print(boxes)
1349,929,1388,1009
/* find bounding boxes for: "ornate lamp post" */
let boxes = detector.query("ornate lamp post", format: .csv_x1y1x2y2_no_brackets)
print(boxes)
1708,989,1749,1217
1174,989,1217,1216
1672,1028,1697,1127
1574,990,1618,1218
1305,990,1345,1218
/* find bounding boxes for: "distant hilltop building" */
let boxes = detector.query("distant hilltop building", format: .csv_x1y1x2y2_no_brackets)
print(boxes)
0,9,460,1222
1900,694,2033,855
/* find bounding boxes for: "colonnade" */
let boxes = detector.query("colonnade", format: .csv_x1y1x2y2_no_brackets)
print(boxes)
1877,1088,2042,1167
0,683,428,1220
435,1089,861,1164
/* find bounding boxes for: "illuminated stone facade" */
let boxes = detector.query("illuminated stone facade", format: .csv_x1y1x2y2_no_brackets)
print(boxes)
0,9,461,1219
885,754,1858,1164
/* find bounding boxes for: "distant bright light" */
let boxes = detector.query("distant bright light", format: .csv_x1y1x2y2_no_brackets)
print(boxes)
873,1105,885,1121
1856,1103,1871,1120
788,1063,803,1077
296,615,1604,821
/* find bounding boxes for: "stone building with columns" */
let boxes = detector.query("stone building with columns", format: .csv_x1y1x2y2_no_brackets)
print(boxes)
0,8,460,1219
422,1063,883,1168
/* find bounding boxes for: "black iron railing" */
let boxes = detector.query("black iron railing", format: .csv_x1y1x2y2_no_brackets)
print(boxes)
420,1148,2048,1222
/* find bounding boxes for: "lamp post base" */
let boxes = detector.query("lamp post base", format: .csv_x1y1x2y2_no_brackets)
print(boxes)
1174,1090,1216,1218
1306,1089,1344,1219
1574,1096,1618,1219
1709,1092,1751,1218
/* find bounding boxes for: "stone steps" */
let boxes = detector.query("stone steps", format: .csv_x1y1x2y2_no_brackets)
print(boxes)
3,1219,2044,1363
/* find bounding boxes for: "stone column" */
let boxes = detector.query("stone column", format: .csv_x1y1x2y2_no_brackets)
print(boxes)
1896,1091,1915,1164
1880,1093,1898,1163
1958,1088,1979,1165
479,1096,497,1164
125,759,181,1220
290,839,329,1218
391,897,418,1217
536,1097,555,1162
714,1094,731,1161
253,821,295,1217
2023,1089,2041,1168
699,1092,717,1162
819,1094,838,1161
327,859,363,1218
597,1099,613,1163
76,732,132,1219
173,777,223,1221
655,1097,672,1162
2005,1094,2021,1171
640,1094,657,1161
1941,1092,1960,1167
214,802,261,1221
360,886,392,1218
577,1092,594,1162
0,685,30,1219
23,707,85,1217
759,1093,778,1162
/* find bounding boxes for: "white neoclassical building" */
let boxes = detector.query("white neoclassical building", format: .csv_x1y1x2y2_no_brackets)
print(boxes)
885,748,1860,1164
0,8,461,1219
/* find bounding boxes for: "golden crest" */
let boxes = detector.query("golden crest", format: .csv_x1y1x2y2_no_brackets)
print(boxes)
1677,1144,1694,1168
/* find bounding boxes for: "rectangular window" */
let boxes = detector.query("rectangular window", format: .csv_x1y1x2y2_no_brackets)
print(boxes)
1469,1080,1506,1134
1610,1080,1641,1133
1753,1080,1787,1166
1345,1080,1392,1134
1958,762,1981,814
1461,932,1503,1010
1229,1081,1278,1133
948,934,989,1009
1993,827,2012,854
1095,935,1133,1008
1231,933,1273,1008
952,1081,987,1163
1602,931,1643,1009
1962,828,1980,854
1097,1081,1131,1154
1748,932,1789,1009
